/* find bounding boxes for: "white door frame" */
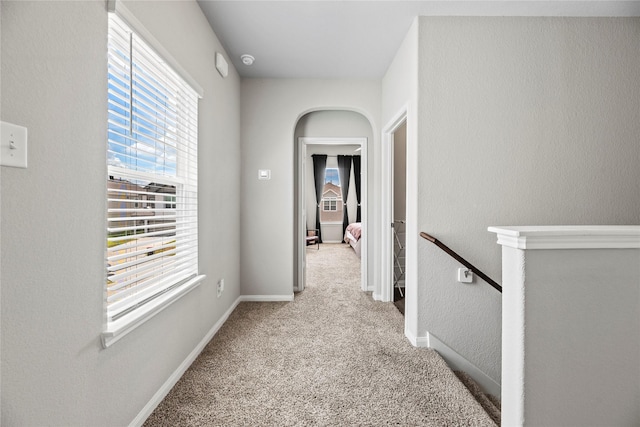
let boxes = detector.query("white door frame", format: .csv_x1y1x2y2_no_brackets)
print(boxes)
380,109,408,302
296,137,368,293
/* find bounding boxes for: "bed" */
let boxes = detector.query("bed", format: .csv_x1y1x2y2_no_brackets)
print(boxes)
344,222,362,258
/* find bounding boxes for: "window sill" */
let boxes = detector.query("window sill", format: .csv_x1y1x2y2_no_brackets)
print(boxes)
101,274,206,348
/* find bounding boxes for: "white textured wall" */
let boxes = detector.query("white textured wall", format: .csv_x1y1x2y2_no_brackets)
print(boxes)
381,19,419,332
521,248,639,426
416,17,640,385
0,1,241,425
296,110,373,140
240,79,380,295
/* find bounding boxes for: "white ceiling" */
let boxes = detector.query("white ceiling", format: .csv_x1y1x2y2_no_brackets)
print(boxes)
197,1,640,79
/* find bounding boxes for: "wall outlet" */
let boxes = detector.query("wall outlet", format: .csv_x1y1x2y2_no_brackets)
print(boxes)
457,268,473,283
217,279,224,298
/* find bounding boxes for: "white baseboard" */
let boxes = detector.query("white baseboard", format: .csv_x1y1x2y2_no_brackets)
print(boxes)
405,328,429,347
239,294,295,302
129,296,242,427
406,330,501,398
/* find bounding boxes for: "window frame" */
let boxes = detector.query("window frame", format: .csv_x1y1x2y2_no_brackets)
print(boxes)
322,198,338,211
320,167,342,223
102,7,205,348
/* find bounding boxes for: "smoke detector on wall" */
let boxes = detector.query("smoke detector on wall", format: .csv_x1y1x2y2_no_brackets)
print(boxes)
240,54,255,66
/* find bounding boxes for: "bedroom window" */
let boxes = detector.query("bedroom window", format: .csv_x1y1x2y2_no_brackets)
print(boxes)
104,13,202,346
320,168,342,223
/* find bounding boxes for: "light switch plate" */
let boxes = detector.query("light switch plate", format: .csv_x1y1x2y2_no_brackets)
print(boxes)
1,121,28,168
457,268,473,283
258,169,271,180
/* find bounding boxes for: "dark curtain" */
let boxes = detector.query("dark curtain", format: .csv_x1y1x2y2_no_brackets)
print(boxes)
311,154,327,243
337,155,352,237
352,155,361,222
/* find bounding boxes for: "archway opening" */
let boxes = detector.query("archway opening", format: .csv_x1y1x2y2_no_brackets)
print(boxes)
293,110,372,293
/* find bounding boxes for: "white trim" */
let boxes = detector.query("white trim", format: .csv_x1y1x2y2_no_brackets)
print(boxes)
102,274,206,348
128,295,242,427
297,141,307,292
408,330,501,398
107,0,204,98
239,294,295,302
489,225,640,250
380,108,409,303
405,328,429,347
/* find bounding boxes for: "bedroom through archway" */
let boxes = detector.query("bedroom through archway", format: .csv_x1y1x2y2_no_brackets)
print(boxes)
294,110,371,294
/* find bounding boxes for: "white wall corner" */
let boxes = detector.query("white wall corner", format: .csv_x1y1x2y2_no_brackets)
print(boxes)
129,296,242,427
405,329,429,347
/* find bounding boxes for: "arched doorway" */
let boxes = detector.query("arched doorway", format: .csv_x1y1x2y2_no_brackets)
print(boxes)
293,110,371,293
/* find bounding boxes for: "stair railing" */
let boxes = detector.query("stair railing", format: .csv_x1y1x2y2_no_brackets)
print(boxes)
420,232,502,293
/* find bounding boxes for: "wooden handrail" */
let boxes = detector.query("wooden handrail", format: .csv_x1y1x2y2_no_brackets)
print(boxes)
420,232,502,293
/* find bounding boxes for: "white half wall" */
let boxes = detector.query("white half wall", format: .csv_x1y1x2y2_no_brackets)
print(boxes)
240,79,380,295
491,226,640,426
1,1,241,425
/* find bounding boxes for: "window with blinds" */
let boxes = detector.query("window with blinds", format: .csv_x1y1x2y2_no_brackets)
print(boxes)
106,14,199,323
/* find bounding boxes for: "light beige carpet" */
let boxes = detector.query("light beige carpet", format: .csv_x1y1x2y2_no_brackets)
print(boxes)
144,243,497,426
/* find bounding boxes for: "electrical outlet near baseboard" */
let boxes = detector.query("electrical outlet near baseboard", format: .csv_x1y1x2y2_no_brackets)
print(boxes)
217,279,224,298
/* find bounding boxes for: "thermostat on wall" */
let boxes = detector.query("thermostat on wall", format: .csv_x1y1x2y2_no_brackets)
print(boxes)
258,169,271,180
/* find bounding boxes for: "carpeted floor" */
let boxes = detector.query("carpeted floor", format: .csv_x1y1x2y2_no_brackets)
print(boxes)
144,243,497,426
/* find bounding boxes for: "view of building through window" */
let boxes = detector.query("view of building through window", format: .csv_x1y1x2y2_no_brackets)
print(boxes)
106,14,199,324
320,168,342,223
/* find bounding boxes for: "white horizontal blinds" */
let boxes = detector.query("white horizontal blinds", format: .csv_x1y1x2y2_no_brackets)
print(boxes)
107,14,199,321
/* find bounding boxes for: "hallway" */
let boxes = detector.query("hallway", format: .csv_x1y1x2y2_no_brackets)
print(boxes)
144,244,494,426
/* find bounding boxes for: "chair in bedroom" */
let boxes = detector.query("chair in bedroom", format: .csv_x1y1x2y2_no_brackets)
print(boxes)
306,229,319,249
